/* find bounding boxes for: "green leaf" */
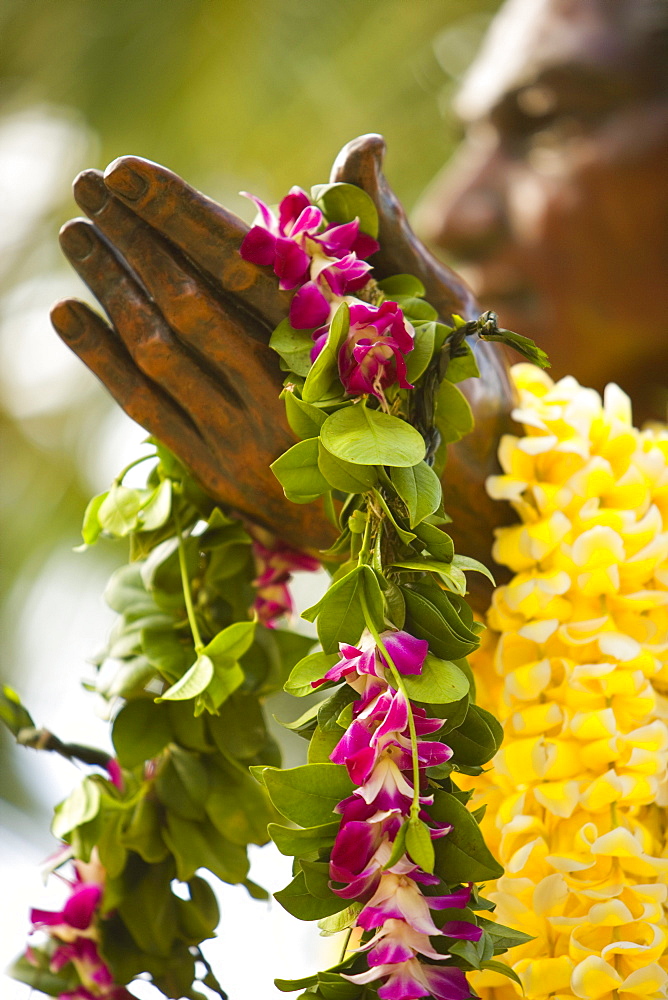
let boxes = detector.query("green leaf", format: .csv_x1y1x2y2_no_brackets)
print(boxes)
446,341,480,383
402,654,469,705
447,704,503,766
206,766,274,846
452,554,496,586
139,479,173,531
390,462,442,528
142,628,191,680
98,483,146,537
112,699,173,767
377,274,425,298
164,813,250,884
398,297,438,322
311,182,379,238
155,755,206,821
176,876,220,943
435,380,474,444
269,821,340,858
308,723,344,764
274,870,348,920
156,654,214,702
431,791,504,882
370,488,415,546
477,916,535,953
261,763,354,827
121,795,170,863
318,442,377,494
302,302,349,404
480,961,524,987
405,818,435,873
302,566,369,653
284,390,328,437
206,692,268,757
271,438,331,501
204,620,256,662
318,902,363,936
117,860,178,957
275,973,319,993
413,522,454,562
0,685,34,735
80,491,107,546
9,950,79,996
52,777,101,839
393,557,466,595
402,587,478,660
270,318,316,376
320,405,425,468
405,322,435,383
96,809,128,878
411,582,481,646
284,651,339,697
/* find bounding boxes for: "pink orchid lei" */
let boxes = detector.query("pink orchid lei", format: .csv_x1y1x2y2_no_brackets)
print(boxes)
5,158,549,1000
26,852,132,1000
246,179,548,999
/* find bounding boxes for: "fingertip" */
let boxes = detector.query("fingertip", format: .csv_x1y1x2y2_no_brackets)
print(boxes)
104,156,154,201
59,218,96,260
73,169,108,215
51,299,85,340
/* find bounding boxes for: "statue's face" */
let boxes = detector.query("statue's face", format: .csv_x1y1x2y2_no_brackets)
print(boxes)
415,0,668,409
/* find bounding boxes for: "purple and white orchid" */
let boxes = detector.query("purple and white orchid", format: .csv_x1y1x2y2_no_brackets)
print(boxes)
239,186,378,292
250,535,320,627
311,630,480,1000
27,853,132,1000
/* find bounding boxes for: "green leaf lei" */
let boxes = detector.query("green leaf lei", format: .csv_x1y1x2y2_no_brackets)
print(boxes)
4,172,547,1000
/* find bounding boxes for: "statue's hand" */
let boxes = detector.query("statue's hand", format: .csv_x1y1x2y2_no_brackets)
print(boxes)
52,135,514,586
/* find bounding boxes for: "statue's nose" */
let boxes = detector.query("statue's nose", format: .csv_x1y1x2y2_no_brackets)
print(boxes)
413,139,508,261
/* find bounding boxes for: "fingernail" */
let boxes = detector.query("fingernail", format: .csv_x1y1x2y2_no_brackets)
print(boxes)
60,223,95,260
52,301,83,339
105,162,148,201
75,173,109,214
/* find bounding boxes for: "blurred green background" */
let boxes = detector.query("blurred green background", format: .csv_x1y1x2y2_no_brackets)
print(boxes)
0,1,499,995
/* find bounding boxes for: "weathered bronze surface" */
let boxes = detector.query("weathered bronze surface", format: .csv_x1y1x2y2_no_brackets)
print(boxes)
52,136,516,608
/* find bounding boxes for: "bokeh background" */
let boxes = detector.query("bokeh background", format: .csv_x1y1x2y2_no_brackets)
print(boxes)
0,2,502,997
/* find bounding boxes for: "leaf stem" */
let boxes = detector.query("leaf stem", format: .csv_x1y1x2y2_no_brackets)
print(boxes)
357,505,373,566
173,507,204,654
339,925,354,963
114,452,157,485
360,591,421,820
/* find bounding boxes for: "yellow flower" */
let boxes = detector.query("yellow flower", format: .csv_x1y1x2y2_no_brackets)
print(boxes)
465,367,668,999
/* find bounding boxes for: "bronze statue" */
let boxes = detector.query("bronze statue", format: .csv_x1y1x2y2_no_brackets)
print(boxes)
51,137,515,602
51,0,668,599
415,0,668,420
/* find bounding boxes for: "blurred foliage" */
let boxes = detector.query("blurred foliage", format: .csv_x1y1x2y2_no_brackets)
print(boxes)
0,0,500,812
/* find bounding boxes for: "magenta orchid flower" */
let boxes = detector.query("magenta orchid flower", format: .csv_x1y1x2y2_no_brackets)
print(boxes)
251,538,320,627
26,855,133,1000
312,629,428,690
310,625,481,999
239,187,378,292
344,959,473,1000
290,252,373,329
338,301,415,400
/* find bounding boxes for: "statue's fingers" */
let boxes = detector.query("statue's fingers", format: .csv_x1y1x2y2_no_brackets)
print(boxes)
58,218,259,441
50,298,226,498
100,155,289,328
72,171,287,421
331,134,478,324
56,220,324,544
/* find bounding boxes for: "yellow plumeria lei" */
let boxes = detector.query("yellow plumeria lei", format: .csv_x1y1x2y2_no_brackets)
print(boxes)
465,364,668,1000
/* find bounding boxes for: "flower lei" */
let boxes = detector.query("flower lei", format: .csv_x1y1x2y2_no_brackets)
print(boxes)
3,173,548,1000
464,365,668,999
